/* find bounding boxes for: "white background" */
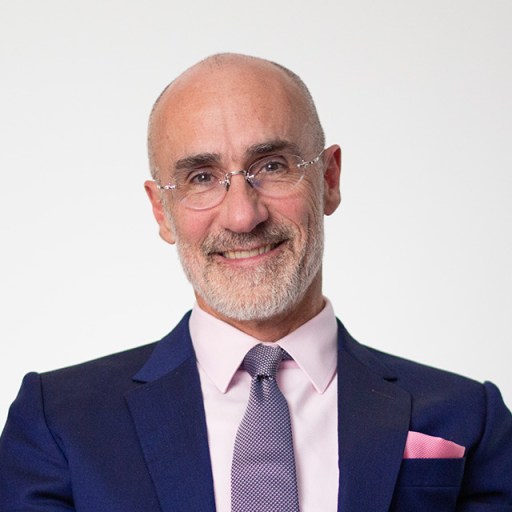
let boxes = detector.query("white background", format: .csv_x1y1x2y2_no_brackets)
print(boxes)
1,0,511,429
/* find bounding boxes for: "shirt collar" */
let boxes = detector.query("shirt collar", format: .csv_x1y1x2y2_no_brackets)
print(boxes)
189,299,338,394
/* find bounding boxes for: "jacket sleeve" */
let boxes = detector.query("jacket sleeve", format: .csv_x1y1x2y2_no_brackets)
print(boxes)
0,372,74,511
457,381,512,511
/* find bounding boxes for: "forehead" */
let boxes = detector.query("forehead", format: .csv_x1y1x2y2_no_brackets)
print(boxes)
150,62,311,172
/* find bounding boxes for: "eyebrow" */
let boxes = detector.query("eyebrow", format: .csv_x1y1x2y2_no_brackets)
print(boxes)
171,139,302,173
244,140,302,159
174,152,221,172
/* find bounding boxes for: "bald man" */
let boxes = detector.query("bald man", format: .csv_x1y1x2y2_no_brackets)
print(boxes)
1,54,511,512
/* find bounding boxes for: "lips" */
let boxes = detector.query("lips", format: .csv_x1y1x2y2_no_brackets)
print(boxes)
222,243,278,260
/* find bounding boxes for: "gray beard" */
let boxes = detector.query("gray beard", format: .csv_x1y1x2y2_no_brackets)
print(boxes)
174,221,324,322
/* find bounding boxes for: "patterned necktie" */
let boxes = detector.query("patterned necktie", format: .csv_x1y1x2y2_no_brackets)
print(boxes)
231,344,300,512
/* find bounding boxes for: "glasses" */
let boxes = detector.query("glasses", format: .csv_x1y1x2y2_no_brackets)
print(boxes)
156,150,324,210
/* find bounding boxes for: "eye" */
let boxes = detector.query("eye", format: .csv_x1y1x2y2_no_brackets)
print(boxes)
254,155,290,175
189,171,214,184
182,168,220,188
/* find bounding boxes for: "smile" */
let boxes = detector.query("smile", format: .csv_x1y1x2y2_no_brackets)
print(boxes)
222,243,278,260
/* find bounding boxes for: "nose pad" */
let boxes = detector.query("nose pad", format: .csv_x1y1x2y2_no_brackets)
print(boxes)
224,170,254,192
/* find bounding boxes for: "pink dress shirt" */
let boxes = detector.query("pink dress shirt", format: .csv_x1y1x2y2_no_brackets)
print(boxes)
189,299,339,512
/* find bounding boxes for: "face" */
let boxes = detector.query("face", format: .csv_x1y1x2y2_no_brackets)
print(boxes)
146,59,341,326
166,172,326,323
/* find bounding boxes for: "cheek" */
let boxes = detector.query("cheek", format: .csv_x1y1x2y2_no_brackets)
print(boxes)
167,207,214,248
279,182,323,231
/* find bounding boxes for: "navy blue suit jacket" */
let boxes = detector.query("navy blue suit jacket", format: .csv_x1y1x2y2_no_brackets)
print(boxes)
1,313,511,511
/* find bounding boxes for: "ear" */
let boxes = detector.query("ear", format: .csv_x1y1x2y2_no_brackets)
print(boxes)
322,145,342,216
144,180,176,245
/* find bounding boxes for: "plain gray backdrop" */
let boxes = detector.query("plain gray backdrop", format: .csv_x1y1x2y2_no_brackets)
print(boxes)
1,0,511,428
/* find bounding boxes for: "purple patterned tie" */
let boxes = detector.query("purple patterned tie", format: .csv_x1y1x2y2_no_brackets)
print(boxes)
231,344,300,511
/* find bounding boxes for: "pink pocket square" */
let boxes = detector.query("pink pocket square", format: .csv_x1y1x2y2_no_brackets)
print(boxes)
403,431,465,459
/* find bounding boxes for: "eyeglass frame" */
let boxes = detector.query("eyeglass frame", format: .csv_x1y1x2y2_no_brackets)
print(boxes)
155,149,326,210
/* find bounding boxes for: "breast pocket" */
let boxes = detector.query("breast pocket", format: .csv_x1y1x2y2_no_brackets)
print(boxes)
389,458,466,512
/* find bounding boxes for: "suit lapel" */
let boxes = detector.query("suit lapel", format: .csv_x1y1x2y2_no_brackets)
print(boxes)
337,322,411,512
125,313,216,512
124,314,411,511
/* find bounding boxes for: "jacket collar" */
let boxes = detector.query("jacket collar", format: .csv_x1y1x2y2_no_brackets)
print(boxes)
132,312,194,383
126,312,216,511
126,314,411,512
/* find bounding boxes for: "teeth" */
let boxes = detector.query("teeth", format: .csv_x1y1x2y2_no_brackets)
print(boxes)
223,244,274,260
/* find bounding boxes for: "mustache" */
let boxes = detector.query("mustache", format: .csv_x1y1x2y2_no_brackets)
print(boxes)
201,222,294,255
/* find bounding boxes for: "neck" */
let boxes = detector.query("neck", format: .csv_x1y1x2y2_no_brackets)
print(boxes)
195,274,325,342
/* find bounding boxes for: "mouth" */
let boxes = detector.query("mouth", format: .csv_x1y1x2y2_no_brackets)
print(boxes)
221,242,280,260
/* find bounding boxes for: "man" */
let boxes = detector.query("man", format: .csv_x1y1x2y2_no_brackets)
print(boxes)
0,54,511,511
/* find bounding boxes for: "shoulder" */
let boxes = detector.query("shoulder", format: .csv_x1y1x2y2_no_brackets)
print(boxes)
40,341,157,390
337,321,511,442
27,342,157,423
365,344,482,390
39,311,194,391
338,319,483,395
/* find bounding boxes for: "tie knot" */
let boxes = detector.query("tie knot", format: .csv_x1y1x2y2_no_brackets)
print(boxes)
242,344,287,378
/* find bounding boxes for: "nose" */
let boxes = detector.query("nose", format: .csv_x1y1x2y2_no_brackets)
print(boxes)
217,173,269,233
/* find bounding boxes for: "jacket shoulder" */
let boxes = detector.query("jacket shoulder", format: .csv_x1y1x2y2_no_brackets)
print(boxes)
339,321,483,393
338,323,510,446
42,342,157,386
34,342,158,424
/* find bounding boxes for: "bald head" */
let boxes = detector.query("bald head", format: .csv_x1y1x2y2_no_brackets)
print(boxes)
147,53,325,180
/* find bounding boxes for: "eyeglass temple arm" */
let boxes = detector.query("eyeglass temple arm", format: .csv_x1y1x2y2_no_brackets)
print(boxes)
298,153,323,169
